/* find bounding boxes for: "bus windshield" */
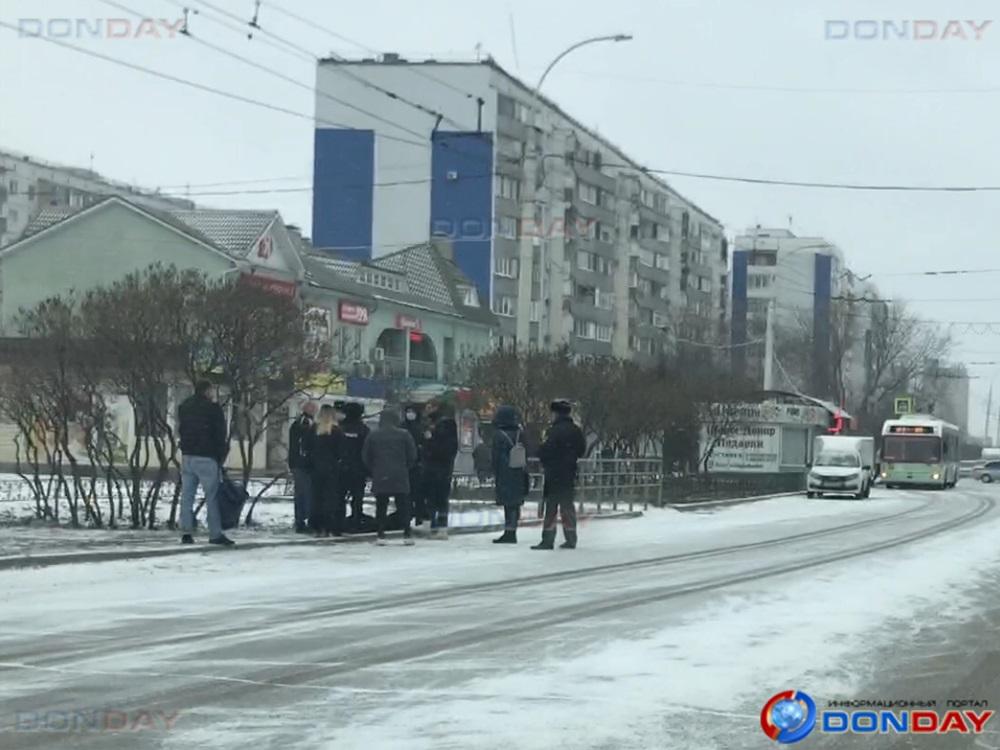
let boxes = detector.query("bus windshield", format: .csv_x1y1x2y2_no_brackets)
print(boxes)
882,436,941,463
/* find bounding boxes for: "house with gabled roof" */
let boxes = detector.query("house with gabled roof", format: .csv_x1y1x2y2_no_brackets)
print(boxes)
301,238,496,400
0,196,305,332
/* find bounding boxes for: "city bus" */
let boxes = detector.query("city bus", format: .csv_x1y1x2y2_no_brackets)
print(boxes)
880,415,961,489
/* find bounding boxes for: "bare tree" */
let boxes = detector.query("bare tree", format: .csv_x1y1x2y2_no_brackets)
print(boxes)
859,302,952,427
201,280,331,521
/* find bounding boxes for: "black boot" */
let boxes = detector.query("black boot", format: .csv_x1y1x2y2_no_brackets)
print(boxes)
493,530,517,544
561,530,577,549
531,530,555,550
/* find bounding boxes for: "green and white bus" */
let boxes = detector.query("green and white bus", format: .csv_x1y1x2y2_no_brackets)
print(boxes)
880,415,961,489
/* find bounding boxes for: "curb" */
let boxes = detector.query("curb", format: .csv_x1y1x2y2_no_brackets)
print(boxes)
665,491,802,511
0,511,643,571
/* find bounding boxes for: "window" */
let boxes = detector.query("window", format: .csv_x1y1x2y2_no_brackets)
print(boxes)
497,215,519,239
530,300,541,322
492,295,516,317
578,181,598,205
749,273,773,290
655,253,670,271
652,311,669,328
638,278,653,296
596,290,614,310
640,188,654,208
577,251,613,276
497,94,528,122
574,318,596,339
496,175,521,201
597,222,614,243
27,185,35,201
749,250,778,266
360,271,401,290
658,283,671,301
8,180,17,195
595,324,613,342
654,193,669,213
461,286,479,307
334,325,363,361
495,256,519,278
639,248,655,267
575,284,596,305
600,189,615,210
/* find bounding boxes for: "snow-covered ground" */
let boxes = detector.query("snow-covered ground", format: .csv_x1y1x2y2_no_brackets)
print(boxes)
2,486,999,748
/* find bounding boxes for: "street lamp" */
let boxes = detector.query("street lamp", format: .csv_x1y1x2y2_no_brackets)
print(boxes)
535,34,633,92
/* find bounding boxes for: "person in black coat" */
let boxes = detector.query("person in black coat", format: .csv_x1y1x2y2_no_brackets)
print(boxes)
532,399,586,550
402,404,427,524
423,400,459,539
310,404,345,536
178,380,232,546
338,402,370,532
491,405,528,544
288,401,317,533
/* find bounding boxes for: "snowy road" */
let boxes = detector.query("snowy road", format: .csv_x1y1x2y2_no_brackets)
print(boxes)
3,486,1000,749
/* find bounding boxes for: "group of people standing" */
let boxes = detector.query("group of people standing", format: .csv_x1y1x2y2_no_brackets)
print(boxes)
175,378,588,550
289,399,459,544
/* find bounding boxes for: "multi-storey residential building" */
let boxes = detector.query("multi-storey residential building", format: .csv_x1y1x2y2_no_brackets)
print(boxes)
0,148,193,247
922,359,970,437
731,228,856,399
311,55,728,358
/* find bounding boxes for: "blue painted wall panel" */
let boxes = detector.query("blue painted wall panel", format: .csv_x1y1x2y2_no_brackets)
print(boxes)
430,132,494,301
813,254,833,397
731,250,749,376
312,129,374,260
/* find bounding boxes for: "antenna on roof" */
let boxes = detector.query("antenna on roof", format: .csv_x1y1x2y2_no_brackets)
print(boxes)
474,42,483,61
89,152,94,173
508,10,521,71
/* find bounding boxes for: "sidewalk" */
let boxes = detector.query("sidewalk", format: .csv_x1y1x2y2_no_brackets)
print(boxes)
0,510,643,571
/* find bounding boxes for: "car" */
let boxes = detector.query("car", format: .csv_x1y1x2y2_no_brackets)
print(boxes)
806,450,870,499
972,461,1000,483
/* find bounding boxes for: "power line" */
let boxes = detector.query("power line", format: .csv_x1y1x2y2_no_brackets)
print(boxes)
161,0,314,63
195,0,472,132
0,18,431,151
561,154,1000,193
265,2,481,101
102,0,445,146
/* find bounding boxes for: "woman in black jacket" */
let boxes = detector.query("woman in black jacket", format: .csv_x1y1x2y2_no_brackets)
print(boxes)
310,404,345,536
491,405,528,544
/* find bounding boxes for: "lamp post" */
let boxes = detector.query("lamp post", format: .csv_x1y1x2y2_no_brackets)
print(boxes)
535,34,633,92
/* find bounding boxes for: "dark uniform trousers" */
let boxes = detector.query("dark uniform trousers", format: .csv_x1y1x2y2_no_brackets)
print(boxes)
541,488,578,546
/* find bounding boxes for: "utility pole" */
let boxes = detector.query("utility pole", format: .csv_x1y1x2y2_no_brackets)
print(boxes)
986,382,993,443
763,297,775,390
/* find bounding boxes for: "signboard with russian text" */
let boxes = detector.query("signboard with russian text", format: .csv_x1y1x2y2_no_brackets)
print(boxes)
338,300,370,325
240,273,297,299
396,313,421,330
702,424,781,473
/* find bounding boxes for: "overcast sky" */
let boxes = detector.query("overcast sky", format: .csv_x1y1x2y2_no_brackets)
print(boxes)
4,0,1000,431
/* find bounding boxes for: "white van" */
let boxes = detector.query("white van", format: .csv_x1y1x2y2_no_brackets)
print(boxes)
807,449,870,499
813,435,876,484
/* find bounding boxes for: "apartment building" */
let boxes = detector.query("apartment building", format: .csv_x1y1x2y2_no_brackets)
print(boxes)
0,148,193,247
731,228,853,399
311,55,727,359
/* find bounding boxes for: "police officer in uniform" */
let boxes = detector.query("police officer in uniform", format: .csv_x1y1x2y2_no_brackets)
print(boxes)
532,399,586,550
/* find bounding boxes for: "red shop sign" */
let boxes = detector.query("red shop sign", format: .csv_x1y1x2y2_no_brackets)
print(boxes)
240,273,297,299
339,300,370,325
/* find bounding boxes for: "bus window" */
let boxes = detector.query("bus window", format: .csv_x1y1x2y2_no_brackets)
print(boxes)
882,436,941,463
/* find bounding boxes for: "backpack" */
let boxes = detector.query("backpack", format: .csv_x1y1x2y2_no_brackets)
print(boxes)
501,429,526,469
